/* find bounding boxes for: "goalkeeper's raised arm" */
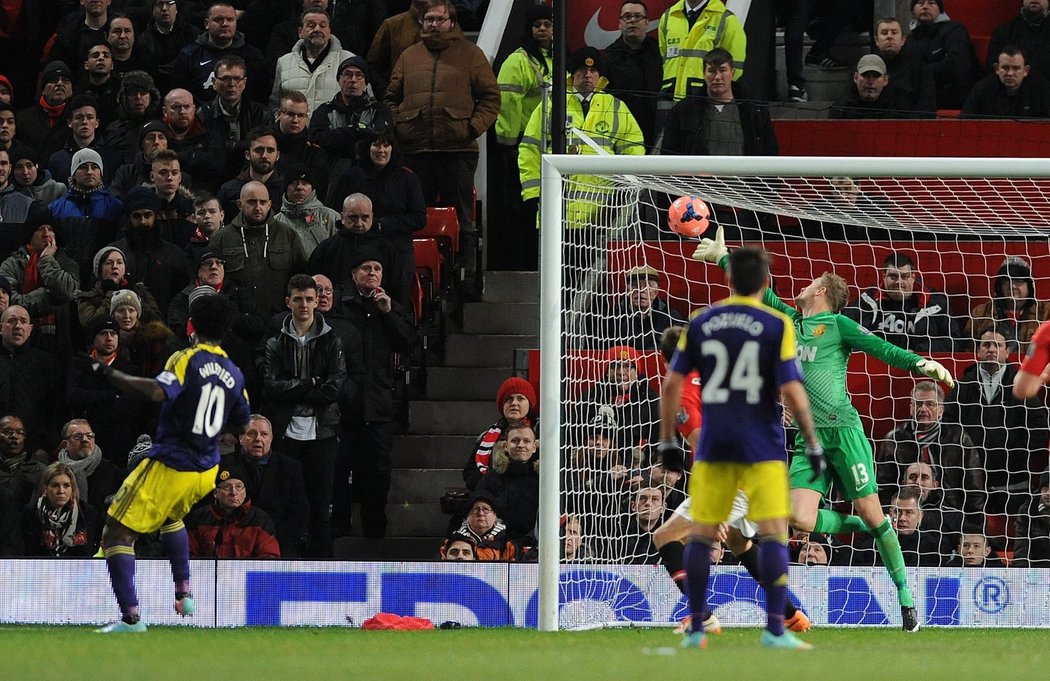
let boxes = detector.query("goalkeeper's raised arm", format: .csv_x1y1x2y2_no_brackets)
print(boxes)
691,226,954,388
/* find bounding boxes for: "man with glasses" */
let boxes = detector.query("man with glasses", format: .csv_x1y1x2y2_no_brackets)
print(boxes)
270,9,355,114
274,90,330,201
161,88,223,191
308,56,393,178
604,1,662,147
57,418,124,511
845,252,955,352
199,55,270,180
163,2,267,104
385,0,498,297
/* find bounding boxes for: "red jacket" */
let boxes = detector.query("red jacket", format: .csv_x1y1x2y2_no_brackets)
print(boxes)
186,500,281,558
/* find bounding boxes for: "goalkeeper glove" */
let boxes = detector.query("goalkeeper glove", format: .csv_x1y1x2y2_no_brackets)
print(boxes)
690,225,727,264
657,440,687,474
805,440,826,483
916,359,954,388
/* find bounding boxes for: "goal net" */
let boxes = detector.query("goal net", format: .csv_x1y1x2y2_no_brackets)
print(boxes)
535,155,1050,631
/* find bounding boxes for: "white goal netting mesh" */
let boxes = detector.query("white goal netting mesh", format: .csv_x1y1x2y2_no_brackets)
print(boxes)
552,165,1050,629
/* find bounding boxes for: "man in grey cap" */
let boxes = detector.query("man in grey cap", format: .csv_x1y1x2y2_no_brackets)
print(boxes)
831,54,930,119
16,62,74,158
47,147,124,282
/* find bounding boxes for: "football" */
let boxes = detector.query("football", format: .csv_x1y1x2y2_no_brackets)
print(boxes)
668,195,711,238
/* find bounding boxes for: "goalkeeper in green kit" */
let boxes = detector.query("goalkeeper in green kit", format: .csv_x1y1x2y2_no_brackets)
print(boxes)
693,228,955,632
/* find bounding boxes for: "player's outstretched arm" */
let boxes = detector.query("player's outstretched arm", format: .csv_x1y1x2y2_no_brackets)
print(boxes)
75,353,166,402
781,380,825,481
690,226,795,316
1014,367,1049,399
658,370,688,473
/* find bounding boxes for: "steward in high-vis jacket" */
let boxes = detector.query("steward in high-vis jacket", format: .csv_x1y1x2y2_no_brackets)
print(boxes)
518,47,645,230
658,0,746,101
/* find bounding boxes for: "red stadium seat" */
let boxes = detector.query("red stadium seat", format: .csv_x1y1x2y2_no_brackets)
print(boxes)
413,238,444,293
421,206,460,255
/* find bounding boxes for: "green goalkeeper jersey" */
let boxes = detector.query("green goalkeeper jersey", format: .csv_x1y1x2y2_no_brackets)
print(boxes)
761,288,923,429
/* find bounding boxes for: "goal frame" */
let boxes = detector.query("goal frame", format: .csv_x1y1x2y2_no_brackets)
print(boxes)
536,153,1050,632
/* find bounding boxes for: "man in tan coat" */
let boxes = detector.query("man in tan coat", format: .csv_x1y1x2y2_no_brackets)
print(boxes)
384,0,499,293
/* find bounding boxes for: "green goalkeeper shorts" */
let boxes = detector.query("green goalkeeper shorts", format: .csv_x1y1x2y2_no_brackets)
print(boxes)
789,426,878,501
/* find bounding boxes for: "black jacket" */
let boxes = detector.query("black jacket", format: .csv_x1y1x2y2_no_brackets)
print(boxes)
602,297,687,352
961,72,1050,119
275,128,330,201
329,146,425,250
258,312,347,439
218,449,310,558
844,287,955,352
110,227,192,318
0,343,63,453
875,420,985,514
162,31,269,104
308,226,404,300
879,45,938,114
198,97,273,180
328,286,414,423
987,10,1050,79
830,83,930,119
475,444,539,543
15,103,69,160
947,362,1049,494
65,355,148,465
603,35,664,149
659,84,778,156
908,16,979,109
21,499,100,557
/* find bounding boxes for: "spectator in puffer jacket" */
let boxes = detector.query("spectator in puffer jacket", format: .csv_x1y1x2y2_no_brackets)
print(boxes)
47,148,123,284
269,10,355,114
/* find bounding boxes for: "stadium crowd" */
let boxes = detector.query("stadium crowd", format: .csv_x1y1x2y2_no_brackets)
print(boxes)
1,0,1049,573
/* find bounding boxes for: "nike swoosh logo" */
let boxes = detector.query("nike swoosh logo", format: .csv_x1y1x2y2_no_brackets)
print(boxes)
199,60,213,66
583,8,659,49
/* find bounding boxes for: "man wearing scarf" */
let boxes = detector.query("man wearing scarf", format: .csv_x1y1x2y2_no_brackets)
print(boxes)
56,418,122,513
16,61,74,158
0,218,79,362
66,315,146,463
875,380,985,516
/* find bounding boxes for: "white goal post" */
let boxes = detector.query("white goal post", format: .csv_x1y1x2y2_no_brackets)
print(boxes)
536,154,1050,632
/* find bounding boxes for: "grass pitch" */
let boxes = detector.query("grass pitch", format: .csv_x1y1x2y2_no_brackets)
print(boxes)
4,626,1043,681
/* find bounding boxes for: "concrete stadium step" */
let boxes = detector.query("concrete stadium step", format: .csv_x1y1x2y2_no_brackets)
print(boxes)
391,434,476,469
424,365,513,400
442,332,538,367
482,270,539,303
389,468,462,503
462,302,539,335
408,400,493,435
